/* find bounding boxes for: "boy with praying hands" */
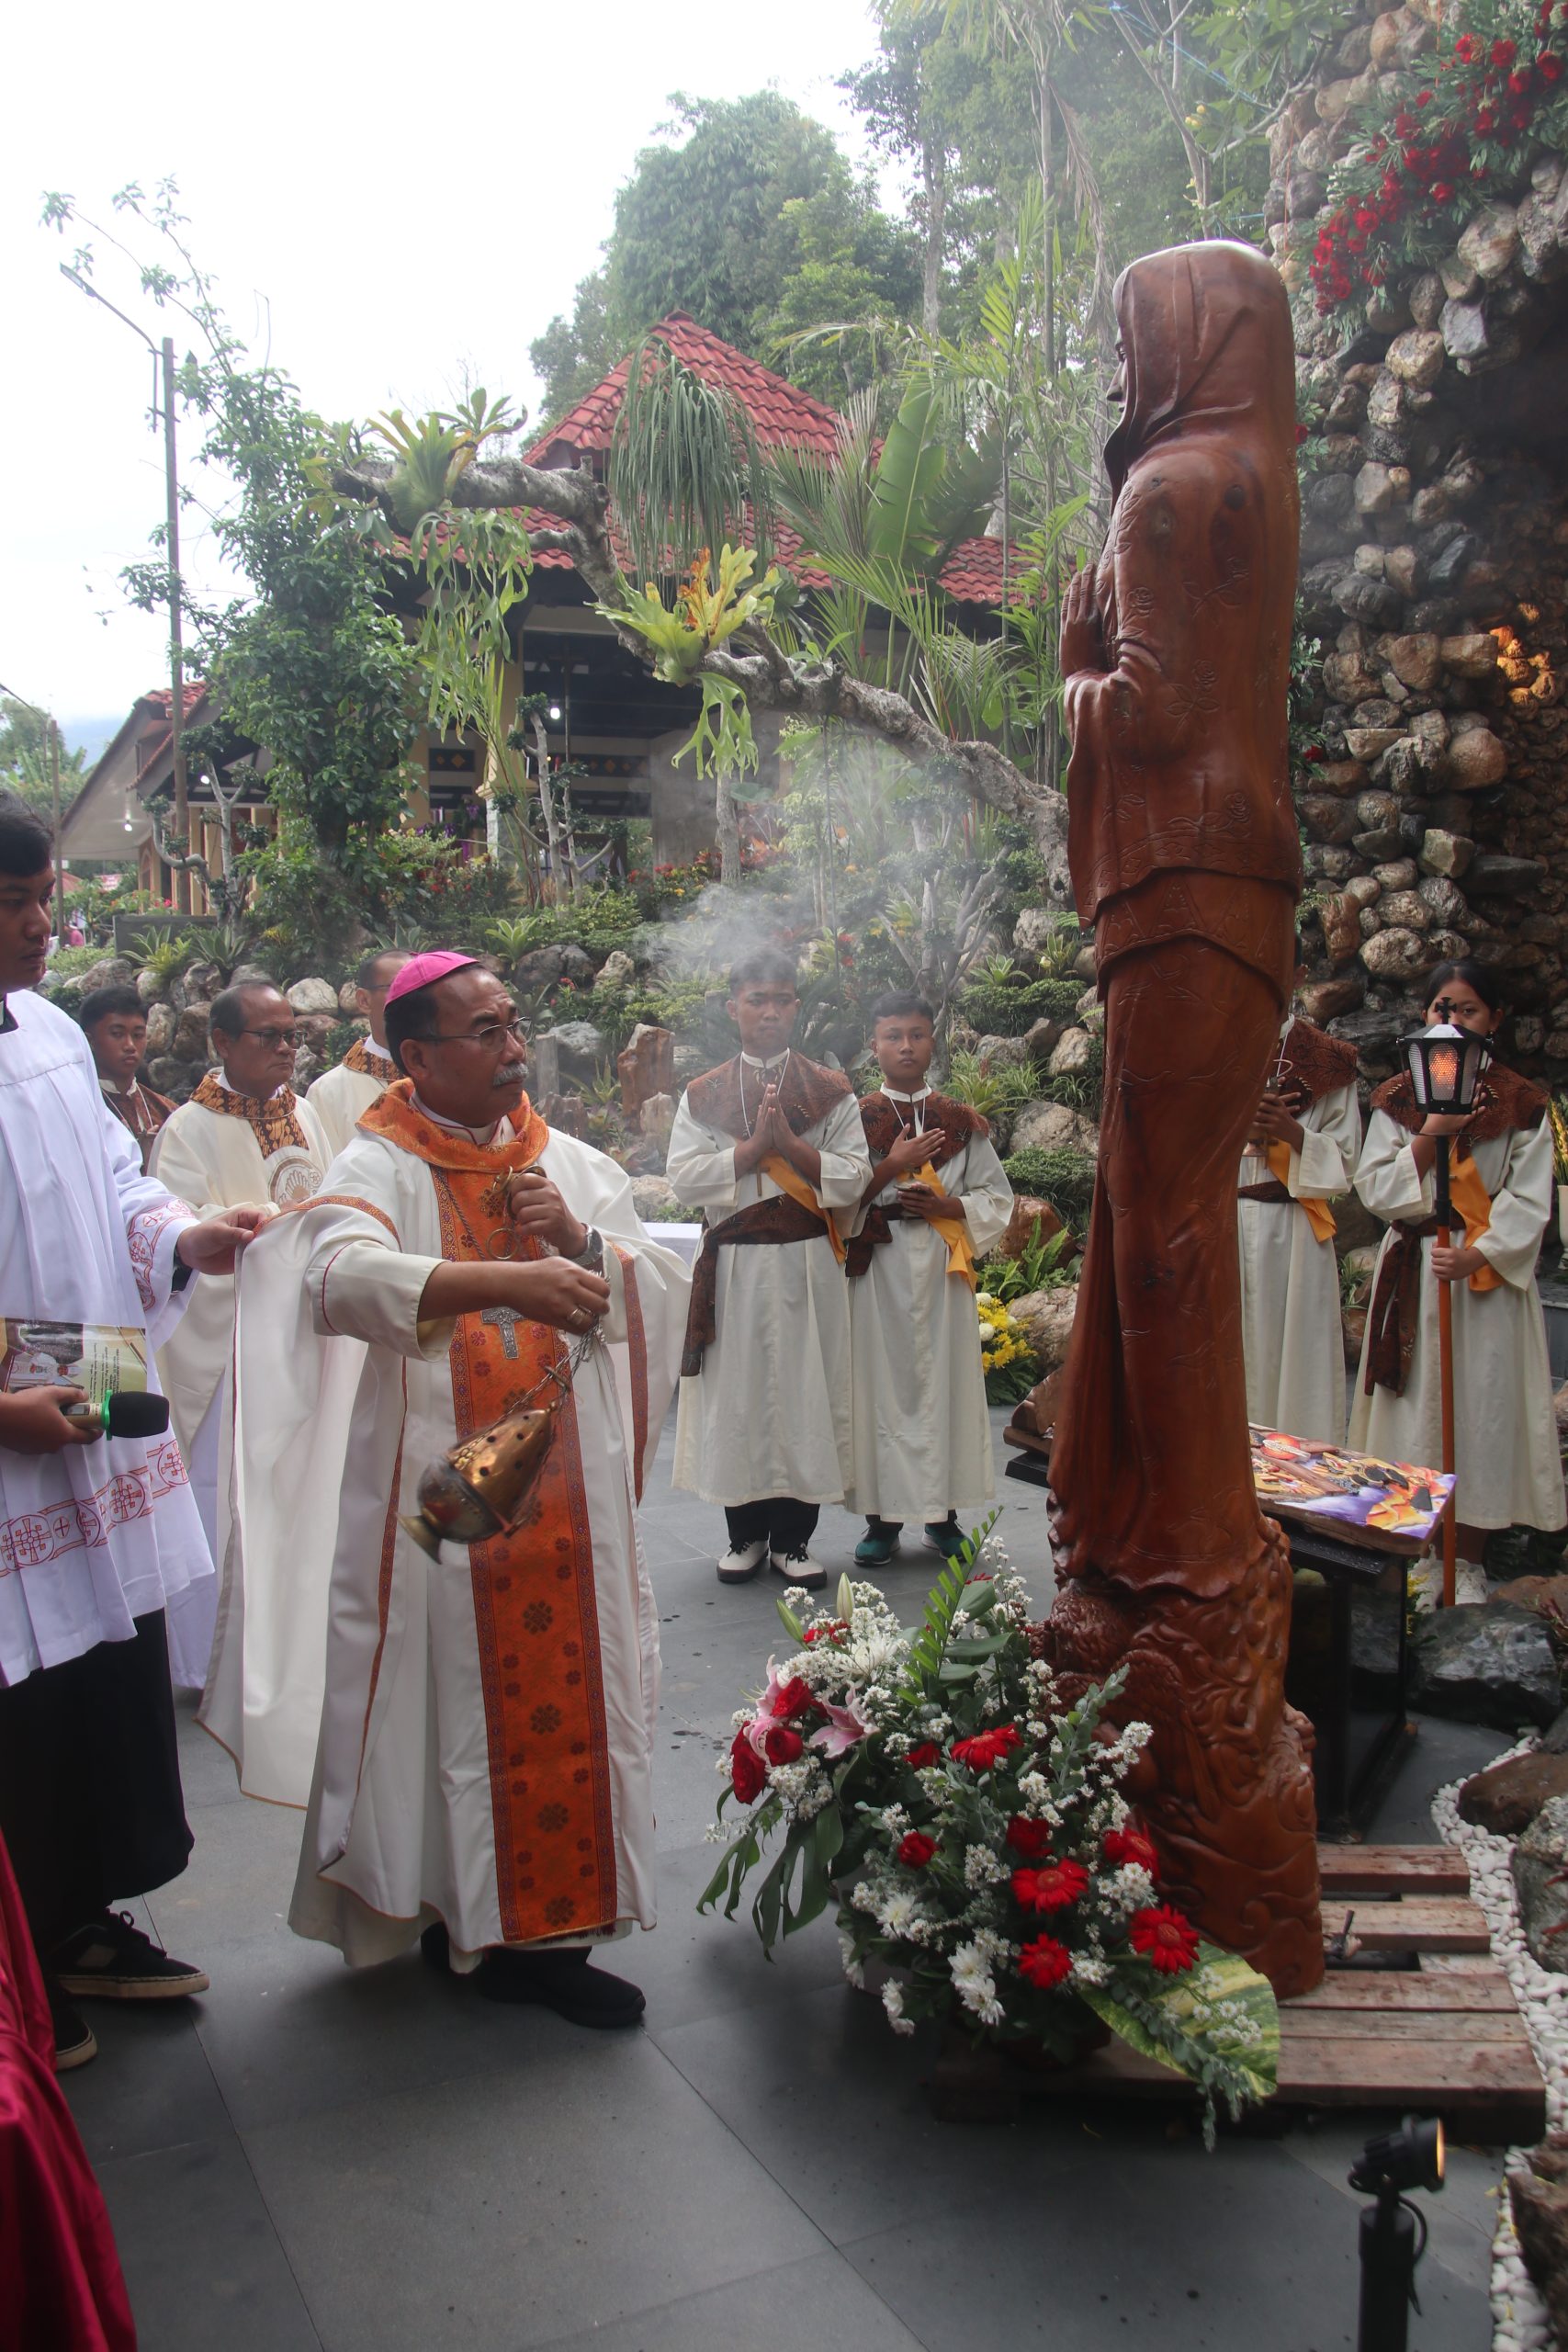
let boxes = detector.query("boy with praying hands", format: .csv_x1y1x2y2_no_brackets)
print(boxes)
668,948,870,1590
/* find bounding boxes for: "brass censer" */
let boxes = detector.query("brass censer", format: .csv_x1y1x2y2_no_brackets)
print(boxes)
401,1332,600,1561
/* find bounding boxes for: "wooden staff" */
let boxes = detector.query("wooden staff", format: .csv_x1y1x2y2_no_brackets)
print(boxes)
1433,1127,1458,1609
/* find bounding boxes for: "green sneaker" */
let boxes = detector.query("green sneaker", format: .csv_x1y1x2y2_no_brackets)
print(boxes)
854,1521,902,1567
923,1520,967,1562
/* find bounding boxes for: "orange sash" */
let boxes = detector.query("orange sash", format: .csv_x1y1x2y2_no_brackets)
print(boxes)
907,1163,976,1289
759,1151,847,1263
1449,1149,1503,1295
363,1081,619,1944
1263,1140,1337,1245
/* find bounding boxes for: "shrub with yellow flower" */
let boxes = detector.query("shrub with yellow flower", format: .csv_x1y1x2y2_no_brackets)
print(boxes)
976,1292,1041,1406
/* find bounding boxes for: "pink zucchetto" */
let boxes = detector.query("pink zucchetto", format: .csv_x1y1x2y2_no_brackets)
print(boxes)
383,952,477,1007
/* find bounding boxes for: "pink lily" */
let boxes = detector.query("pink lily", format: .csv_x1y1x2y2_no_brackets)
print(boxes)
809,1698,869,1758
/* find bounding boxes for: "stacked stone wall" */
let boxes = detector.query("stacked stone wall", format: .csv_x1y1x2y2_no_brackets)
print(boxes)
1268,0,1568,1078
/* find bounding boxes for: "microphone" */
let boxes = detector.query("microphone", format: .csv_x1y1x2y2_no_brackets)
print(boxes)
62,1391,172,1440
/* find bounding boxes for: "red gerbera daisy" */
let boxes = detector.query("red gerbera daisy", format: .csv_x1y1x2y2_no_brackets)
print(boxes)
1129,1905,1201,1975
1017,1933,1074,1991
1103,1826,1159,1877
951,1726,1022,1773
1012,1858,1090,1914
907,1741,942,1769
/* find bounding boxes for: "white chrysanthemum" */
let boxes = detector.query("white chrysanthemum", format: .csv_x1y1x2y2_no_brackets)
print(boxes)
950,1938,1003,2021
1070,1952,1110,1986
877,1888,925,1939
882,1978,915,2036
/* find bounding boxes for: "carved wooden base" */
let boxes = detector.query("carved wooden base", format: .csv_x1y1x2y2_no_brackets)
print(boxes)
1039,1523,1325,2000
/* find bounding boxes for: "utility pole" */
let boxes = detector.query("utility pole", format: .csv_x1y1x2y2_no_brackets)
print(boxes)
59,268,192,913
161,336,189,913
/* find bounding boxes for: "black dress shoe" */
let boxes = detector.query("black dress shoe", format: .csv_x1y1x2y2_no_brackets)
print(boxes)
419,1921,451,1972
477,1945,645,2028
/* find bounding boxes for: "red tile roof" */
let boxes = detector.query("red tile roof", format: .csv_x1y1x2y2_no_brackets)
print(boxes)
527,312,842,468
518,315,1032,607
141,683,208,719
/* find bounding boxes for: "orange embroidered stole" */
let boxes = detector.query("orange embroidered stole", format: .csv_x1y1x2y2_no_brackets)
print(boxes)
359,1082,618,1943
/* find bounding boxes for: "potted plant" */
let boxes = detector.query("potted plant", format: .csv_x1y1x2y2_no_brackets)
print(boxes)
700,1526,1279,2141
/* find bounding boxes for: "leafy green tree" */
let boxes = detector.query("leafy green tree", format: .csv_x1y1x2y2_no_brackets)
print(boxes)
0,700,85,821
529,93,919,419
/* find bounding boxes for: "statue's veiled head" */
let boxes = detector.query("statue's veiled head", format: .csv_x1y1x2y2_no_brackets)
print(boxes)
1103,241,1296,503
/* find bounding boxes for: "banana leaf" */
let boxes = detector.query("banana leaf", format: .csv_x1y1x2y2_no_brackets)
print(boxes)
1081,1944,1280,2107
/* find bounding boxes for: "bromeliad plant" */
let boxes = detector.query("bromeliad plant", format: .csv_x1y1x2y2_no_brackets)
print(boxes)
699,1529,1279,2141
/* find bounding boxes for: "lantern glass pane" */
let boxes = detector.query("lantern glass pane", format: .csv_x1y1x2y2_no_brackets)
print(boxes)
1427,1042,1461,1103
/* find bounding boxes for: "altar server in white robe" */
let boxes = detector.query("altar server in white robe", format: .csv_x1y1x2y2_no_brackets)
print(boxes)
207,953,688,2026
306,945,410,1158
1349,959,1565,1563
0,797,265,2064
669,948,870,1591
844,992,1012,1566
148,981,330,1679
1236,948,1363,1443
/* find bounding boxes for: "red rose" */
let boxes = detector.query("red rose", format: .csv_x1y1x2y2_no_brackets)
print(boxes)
763,1725,804,1766
1012,1858,1090,1913
907,1741,942,1769
730,1731,765,1804
1475,104,1496,129
1540,51,1564,79
951,1726,1022,1773
1007,1815,1055,1859
1492,36,1517,65
1129,1905,1201,1975
1017,1933,1074,1992
1103,1826,1159,1877
774,1677,815,1722
898,1832,938,1868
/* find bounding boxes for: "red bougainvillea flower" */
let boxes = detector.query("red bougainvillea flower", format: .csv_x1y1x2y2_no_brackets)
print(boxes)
1454,31,1477,59
951,1725,1022,1772
907,1741,942,1769
730,1729,766,1804
898,1832,938,1869
1130,1905,1201,1975
1018,1934,1074,1991
763,1724,804,1767
1492,35,1517,64
1013,1858,1091,1914
1431,181,1454,200
1007,1815,1056,1860
1103,1826,1160,1877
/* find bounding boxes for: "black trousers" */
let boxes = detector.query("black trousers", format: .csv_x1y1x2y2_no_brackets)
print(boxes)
726,1499,819,1555
0,1609,192,1954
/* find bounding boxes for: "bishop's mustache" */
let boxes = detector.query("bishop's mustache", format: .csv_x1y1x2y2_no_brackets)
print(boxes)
494,1060,527,1089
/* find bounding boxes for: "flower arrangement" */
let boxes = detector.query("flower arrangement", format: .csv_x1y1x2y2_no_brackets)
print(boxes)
976,1293,1042,1406
1310,0,1568,313
699,1529,1279,2141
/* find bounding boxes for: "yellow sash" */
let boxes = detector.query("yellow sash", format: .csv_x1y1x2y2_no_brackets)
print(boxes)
904,1163,976,1290
761,1152,847,1264
1449,1150,1503,1294
1264,1140,1337,1245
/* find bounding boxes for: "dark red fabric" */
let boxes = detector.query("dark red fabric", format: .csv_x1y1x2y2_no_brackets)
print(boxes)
0,1834,137,2350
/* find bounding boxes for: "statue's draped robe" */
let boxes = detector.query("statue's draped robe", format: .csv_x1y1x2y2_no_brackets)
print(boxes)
202,1085,689,1965
1044,243,1322,1996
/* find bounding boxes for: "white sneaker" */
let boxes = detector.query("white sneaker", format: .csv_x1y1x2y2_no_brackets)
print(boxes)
716,1538,768,1585
769,1547,828,1592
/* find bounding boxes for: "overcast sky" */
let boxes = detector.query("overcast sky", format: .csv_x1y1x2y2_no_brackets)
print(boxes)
2,0,882,752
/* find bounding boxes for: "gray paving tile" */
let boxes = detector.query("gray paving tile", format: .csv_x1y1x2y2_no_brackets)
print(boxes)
637,1841,846,2032
240,2031,829,2351
531,2249,929,2352
95,2136,322,2352
654,1980,978,2246
840,2120,1491,2352
62,1996,230,2165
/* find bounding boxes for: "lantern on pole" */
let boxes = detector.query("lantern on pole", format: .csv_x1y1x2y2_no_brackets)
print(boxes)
1395,1007,1494,1606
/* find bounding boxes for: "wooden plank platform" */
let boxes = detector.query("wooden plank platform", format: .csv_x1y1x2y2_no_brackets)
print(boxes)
1019,1844,1548,2143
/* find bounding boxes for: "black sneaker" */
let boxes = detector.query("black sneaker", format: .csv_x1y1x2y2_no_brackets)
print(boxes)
50,1911,210,2002
419,1921,451,1973
47,1979,97,2072
477,1945,645,2028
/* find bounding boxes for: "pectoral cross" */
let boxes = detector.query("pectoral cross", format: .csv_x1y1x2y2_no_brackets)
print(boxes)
481,1303,524,1359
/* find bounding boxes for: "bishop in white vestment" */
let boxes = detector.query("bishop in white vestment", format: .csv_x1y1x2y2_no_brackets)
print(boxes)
148,983,329,1679
668,955,870,1587
306,946,410,1158
206,956,688,2022
1236,1011,1362,1444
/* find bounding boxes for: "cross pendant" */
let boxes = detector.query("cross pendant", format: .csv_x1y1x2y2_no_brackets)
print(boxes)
480,1303,524,1359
